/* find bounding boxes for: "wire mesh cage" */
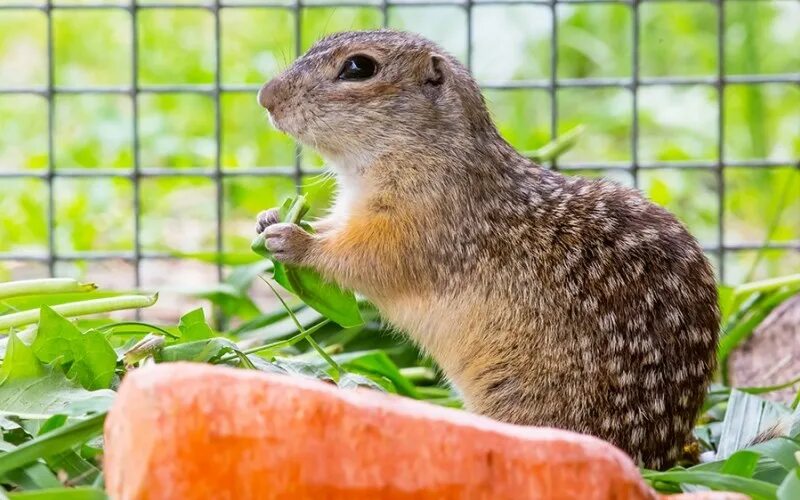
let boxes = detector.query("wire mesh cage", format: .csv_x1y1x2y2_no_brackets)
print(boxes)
0,0,798,305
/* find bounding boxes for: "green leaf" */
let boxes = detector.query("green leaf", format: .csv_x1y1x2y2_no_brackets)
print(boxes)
37,415,68,436
159,337,237,363
278,266,362,329
642,470,778,499
778,468,800,500
251,195,363,328
177,308,214,341
286,350,420,397
225,260,274,294
337,372,388,392
1,462,61,492
31,307,77,363
749,437,800,471
718,284,735,323
719,286,800,365
8,487,107,499
272,357,333,382
334,351,419,398
736,274,800,297
32,307,117,390
0,332,45,384
246,355,288,375
721,450,761,478
64,331,117,391
45,450,100,486
0,412,106,478
268,259,294,293
717,389,792,459
0,442,62,491
0,369,114,420
36,416,101,486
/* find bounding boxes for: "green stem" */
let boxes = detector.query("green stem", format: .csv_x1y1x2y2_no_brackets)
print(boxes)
259,276,303,331
0,279,97,300
0,294,158,331
217,319,331,363
235,351,256,369
241,320,330,355
257,275,343,376
305,336,343,379
737,372,800,395
734,273,800,296
424,397,464,409
96,321,178,339
524,125,585,163
399,366,437,383
123,333,166,366
285,195,309,225
791,389,800,410
415,386,453,399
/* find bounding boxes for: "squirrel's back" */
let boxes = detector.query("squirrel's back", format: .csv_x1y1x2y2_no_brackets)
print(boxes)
439,158,719,469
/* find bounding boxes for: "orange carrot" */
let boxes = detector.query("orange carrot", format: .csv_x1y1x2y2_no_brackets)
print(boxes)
103,363,725,500
661,495,748,500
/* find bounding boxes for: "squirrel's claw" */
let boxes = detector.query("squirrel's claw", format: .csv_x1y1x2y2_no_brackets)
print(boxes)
264,223,312,265
255,208,281,235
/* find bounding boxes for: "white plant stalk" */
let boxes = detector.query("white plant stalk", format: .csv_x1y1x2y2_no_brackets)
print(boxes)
0,279,97,301
0,294,158,331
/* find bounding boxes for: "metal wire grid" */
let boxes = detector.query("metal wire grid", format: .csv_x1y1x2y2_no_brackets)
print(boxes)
0,0,798,289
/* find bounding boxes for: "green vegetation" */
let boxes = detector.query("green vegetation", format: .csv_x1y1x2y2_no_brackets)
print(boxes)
0,266,799,497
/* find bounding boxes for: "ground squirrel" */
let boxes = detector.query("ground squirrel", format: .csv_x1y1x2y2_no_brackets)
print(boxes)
254,30,719,470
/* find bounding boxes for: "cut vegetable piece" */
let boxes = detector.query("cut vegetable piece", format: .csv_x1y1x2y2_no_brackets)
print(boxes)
105,362,661,500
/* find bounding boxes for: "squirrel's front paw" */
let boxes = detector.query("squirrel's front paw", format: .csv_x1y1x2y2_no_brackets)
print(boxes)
264,223,312,265
255,208,281,235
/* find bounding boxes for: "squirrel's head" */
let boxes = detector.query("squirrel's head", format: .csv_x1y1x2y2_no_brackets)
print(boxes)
258,30,494,170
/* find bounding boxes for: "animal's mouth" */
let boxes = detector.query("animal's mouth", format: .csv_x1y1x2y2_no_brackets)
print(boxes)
266,111,318,153
265,107,298,138
266,111,282,132
262,105,333,157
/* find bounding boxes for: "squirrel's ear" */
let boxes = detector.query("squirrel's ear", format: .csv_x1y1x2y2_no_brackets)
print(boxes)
422,54,446,87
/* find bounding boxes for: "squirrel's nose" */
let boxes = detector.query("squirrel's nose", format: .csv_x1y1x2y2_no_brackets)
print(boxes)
257,81,278,112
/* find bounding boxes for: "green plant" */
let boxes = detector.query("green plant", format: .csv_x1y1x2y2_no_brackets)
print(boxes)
1,265,800,497
0,274,446,496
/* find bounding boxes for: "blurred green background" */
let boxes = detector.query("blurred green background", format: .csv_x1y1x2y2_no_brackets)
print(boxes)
0,0,798,318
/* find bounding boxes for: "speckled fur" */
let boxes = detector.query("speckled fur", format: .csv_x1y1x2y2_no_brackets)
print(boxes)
256,30,719,470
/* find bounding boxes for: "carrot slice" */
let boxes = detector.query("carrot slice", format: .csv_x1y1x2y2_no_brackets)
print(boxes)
103,362,726,500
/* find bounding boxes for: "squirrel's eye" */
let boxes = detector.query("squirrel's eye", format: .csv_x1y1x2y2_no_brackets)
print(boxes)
338,55,377,81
